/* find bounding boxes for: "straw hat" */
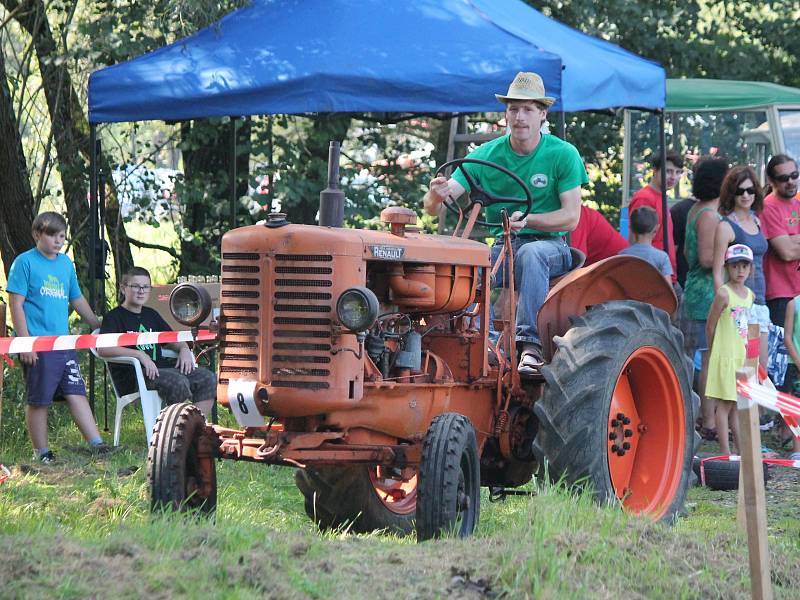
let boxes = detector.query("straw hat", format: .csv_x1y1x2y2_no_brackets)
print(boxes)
495,72,555,107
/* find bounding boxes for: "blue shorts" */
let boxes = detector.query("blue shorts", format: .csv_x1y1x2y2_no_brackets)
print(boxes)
683,319,708,356
24,350,87,407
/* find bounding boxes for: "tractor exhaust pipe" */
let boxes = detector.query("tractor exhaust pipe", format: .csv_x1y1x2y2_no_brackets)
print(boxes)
319,140,345,227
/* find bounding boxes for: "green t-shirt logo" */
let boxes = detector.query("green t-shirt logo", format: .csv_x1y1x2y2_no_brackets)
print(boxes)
530,173,548,188
136,323,157,360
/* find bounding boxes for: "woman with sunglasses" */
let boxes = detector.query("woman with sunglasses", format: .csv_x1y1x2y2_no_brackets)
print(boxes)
712,166,769,369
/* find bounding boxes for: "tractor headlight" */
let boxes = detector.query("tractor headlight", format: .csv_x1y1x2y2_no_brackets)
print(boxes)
336,287,379,332
169,283,212,327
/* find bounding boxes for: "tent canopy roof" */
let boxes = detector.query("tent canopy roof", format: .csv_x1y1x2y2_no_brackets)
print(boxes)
666,79,800,112
88,0,664,124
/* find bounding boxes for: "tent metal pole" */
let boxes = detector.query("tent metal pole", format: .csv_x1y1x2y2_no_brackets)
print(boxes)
230,117,237,229
99,162,108,431
89,125,98,414
556,111,566,139
659,111,669,253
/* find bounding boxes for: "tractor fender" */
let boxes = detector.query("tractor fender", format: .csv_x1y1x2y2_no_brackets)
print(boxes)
537,255,677,361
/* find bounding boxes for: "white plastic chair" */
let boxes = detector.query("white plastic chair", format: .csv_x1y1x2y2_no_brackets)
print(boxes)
91,329,166,446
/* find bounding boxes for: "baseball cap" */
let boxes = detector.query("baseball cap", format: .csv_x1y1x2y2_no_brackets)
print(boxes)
724,244,754,264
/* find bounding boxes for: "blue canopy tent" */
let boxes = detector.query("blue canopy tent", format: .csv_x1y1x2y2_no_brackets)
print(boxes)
84,0,667,416
88,0,665,122
86,0,668,291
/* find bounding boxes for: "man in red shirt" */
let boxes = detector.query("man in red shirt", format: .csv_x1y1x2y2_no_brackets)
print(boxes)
570,204,627,265
761,154,800,328
628,153,683,284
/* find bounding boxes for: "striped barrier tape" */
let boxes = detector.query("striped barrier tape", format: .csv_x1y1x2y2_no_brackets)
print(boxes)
0,330,216,356
737,372,800,439
698,454,800,487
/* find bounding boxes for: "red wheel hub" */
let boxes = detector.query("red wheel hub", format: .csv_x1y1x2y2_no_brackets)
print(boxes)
369,467,417,515
607,346,685,518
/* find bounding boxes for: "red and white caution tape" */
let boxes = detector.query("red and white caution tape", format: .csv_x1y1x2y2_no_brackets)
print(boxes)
0,329,216,356
698,454,800,486
737,371,800,439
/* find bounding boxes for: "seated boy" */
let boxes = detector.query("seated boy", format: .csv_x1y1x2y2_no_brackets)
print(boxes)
619,206,673,283
99,267,215,417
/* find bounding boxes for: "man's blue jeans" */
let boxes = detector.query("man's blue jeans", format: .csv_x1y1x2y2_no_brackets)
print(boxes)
490,236,572,347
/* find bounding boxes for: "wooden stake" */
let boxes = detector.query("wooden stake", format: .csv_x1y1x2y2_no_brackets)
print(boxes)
736,324,772,600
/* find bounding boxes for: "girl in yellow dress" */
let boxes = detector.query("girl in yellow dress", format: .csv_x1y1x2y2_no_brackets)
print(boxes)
706,244,754,456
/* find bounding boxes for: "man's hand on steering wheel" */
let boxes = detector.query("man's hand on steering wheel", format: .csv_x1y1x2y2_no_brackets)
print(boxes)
433,158,532,229
508,211,529,231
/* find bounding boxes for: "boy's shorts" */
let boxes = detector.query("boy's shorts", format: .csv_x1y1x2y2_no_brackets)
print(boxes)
23,350,87,407
748,303,771,335
682,319,708,356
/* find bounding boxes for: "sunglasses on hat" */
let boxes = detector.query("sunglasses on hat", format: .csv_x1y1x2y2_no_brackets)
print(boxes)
773,171,799,183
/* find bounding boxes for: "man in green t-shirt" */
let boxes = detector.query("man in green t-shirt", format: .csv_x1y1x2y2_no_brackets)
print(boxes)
423,72,588,374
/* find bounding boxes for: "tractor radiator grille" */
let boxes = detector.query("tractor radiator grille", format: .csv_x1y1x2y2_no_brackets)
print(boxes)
218,252,261,386
270,253,333,391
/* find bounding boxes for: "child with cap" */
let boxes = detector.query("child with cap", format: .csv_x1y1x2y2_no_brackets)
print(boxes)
705,243,755,456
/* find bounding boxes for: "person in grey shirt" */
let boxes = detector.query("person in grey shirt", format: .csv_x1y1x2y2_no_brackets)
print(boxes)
619,206,673,283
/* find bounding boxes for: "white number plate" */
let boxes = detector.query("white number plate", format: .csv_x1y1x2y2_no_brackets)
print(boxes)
227,379,265,427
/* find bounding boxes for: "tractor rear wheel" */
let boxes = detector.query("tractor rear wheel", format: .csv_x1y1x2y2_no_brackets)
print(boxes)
533,300,698,522
295,465,416,534
148,402,217,515
416,413,480,541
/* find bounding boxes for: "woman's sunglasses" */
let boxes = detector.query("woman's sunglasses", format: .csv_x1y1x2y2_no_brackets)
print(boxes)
773,171,799,183
736,186,757,196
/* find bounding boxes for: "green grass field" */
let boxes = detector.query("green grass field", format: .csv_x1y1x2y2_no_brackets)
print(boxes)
1,358,799,599
2,223,800,598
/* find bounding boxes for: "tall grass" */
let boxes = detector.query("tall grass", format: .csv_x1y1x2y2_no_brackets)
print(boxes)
2,355,800,598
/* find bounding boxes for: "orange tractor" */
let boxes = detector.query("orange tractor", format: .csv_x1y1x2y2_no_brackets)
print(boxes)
148,142,697,540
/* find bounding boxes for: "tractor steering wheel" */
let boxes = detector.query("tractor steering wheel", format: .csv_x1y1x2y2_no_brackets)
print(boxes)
435,158,533,229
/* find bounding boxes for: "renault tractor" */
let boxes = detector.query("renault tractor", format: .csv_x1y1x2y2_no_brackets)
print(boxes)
148,142,697,541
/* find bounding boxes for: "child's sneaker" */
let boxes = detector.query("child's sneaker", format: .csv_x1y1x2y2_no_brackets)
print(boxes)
37,451,56,464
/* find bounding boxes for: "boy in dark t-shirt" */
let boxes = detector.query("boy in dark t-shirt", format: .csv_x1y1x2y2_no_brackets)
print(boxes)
99,267,215,417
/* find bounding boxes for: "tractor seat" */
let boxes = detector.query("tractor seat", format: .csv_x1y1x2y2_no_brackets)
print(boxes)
550,247,586,286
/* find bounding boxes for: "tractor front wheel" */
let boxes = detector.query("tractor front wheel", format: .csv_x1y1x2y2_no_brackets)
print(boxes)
533,301,698,522
416,413,480,541
295,465,416,534
147,402,217,515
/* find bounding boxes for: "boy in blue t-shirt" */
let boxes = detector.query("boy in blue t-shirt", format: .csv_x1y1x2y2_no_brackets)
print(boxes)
7,212,109,463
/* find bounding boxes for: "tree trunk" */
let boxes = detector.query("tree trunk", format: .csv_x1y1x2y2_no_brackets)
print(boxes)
0,45,35,276
4,0,134,294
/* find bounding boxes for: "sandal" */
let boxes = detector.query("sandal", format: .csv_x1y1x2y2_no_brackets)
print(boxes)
518,348,544,376
695,425,718,442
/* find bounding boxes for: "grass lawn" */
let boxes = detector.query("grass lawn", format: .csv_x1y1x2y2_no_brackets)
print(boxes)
1,362,799,600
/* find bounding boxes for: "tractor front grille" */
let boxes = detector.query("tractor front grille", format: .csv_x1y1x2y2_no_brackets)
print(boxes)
270,254,333,391
218,252,261,385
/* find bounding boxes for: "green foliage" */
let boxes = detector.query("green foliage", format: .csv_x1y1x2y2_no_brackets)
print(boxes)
6,0,800,273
